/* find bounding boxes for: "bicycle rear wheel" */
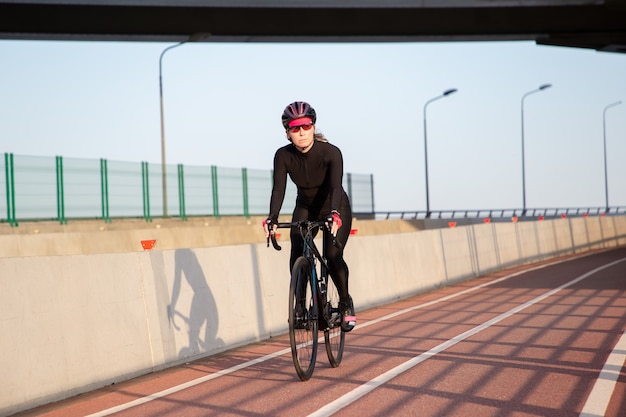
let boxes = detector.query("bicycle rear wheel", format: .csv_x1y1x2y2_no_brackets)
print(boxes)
324,273,345,367
288,256,318,381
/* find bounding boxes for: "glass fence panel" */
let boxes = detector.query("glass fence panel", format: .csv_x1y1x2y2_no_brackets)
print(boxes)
147,162,164,217
247,168,272,216
14,155,57,220
183,164,214,216
107,160,144,218
216,166,243,215
1,153,374,223
63,157,102,219
348,173,375,213
245,168,296,217
165,166,178,217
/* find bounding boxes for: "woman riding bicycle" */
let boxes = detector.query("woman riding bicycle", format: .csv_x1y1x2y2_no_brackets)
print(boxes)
263,101,356,332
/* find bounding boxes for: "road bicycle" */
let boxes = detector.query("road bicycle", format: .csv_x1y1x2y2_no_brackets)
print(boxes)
267,219,345,381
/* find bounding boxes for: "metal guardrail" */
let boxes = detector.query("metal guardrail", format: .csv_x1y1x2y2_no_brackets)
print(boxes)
376,207,626,221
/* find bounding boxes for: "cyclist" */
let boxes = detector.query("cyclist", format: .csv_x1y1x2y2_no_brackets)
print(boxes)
263,101,356,332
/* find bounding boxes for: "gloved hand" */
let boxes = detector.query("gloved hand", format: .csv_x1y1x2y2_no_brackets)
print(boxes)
262,217,277,238
325,211,342,237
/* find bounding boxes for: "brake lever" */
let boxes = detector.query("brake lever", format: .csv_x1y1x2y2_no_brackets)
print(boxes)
270,232,282,251
325,220,343,250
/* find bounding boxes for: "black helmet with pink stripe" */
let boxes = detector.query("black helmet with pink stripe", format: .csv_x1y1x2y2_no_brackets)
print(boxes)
281,101,317,130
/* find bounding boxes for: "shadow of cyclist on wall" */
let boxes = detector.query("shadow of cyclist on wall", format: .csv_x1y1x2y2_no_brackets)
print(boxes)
168,248,222,359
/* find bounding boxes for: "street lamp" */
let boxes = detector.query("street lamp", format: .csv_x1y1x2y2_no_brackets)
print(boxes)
520,83,551,216
423,88,458,218
159,33,209,217
602,100,622,214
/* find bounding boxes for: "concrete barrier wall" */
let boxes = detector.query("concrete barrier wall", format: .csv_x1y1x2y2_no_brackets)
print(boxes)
1,216,626,416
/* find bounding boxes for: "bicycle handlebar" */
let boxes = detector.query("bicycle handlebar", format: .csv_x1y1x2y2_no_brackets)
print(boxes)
266,220,342,251
268,230,283,251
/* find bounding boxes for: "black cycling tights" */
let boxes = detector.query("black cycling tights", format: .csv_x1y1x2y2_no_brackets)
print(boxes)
289,206,352,303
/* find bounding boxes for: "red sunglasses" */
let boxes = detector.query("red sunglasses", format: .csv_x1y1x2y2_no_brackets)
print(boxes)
288,124,314,133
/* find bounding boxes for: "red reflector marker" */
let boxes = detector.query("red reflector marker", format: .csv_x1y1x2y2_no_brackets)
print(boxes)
448,221,457,228
350,229,358,235
141,240,157,250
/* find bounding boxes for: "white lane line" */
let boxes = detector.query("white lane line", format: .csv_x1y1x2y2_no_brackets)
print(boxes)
86,252,615,416
85,348,291,417
354,261,549,331
579,329,626,417
307,257,626,417
85,265,534,417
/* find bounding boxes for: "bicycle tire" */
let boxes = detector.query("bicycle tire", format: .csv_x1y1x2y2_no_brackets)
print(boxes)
324,273,345,367
288,256,318,380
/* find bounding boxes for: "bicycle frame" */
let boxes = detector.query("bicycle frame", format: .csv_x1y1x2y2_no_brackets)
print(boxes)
268,219,339,266
268,219,345,379
269,221,329,310
269,221,331,306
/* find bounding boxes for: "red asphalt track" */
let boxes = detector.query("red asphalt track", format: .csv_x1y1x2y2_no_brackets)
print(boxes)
15,247,626,417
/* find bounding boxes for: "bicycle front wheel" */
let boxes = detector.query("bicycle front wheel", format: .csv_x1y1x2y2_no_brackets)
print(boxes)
324,273,345,367
288,256,318,381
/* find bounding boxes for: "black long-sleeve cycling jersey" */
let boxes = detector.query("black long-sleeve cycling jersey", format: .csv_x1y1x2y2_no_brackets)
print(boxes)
268,140,350,221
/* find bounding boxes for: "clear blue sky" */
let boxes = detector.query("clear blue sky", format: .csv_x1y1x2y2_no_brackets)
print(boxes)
1,40,625,213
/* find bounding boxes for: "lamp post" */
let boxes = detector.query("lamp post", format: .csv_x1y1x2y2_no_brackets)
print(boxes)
159,33,209,217
520,83,551,216
602,100,622,214
423,88,458,218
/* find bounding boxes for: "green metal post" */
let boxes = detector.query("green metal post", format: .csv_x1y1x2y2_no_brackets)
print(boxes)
55,156,67,224
5,153,17,227
242,167,249,219
141,161,152,222
178,163,187,221
211,165,220,218
100,158,111,223
5,153,12,225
